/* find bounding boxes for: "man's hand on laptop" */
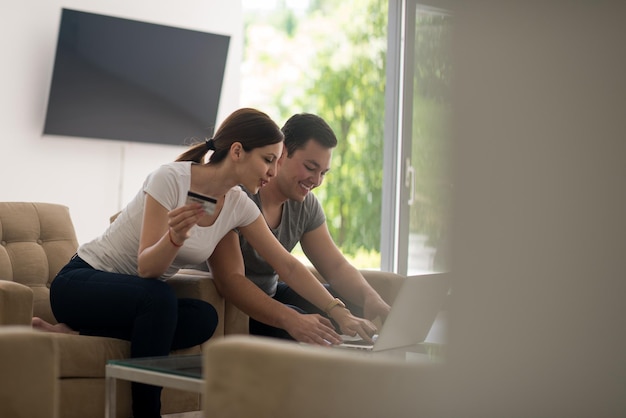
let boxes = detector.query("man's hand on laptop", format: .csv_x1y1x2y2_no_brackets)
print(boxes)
281,306,378,346
283,313,343,346
328,307,378,343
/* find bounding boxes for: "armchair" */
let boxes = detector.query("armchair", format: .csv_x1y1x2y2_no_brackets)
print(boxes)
0,202,202,418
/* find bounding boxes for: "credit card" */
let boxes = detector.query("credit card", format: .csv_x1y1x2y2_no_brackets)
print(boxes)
186,191,217,215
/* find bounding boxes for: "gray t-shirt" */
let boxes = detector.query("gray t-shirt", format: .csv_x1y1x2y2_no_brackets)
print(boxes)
239,191,325,296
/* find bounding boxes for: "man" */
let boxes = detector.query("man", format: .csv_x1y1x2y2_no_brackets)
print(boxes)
209,113,390,344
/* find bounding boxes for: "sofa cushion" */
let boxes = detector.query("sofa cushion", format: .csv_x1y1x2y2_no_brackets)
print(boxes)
0,203,78,288
50,332,202,379
51,333,130,378
0,202,78,323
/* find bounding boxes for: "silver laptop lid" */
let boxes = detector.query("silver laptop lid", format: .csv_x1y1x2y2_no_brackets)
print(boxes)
372,272,449,351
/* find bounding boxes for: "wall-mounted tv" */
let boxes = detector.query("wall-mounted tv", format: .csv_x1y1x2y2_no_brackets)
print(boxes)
43,8,230,146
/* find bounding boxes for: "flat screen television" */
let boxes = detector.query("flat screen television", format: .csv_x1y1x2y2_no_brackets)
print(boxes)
43,8,230,146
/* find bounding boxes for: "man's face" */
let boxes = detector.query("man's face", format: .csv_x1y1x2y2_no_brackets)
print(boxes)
275,139,333,202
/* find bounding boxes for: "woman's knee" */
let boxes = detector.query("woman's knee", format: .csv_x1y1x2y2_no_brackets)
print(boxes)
194,301,218,341
141,280,178,313
172,300,219,349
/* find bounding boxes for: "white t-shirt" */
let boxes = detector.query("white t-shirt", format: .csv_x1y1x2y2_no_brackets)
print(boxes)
78,161,260,279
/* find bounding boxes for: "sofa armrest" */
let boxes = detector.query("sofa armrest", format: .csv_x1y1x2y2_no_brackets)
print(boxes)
305,266,405,305
0,326,59,418
0,281,34,325
358,269,405,305
203,335,435,418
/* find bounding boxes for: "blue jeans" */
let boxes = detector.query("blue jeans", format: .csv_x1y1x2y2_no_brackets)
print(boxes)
51,255,218,418
249,281,362,340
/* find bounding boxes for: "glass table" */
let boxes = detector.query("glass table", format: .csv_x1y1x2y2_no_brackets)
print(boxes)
105,354,203,418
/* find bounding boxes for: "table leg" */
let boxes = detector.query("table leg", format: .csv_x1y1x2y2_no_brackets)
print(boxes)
105,371,116,418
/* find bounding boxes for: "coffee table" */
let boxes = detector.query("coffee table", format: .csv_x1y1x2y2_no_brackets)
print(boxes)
105,354,203,418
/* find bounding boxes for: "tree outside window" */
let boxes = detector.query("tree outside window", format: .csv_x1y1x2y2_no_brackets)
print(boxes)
242,0,388,268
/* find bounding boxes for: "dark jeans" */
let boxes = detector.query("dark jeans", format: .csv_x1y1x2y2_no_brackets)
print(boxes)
51,255,218,418
249,282,362,340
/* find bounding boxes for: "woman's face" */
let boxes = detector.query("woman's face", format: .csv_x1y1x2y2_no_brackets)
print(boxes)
238,142,283,194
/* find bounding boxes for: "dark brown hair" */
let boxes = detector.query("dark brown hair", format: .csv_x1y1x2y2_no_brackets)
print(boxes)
281,113,337,157
176,108,284,163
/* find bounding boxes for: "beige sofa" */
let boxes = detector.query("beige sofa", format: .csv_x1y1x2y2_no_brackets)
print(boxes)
0,202,404,417
203,335,433,418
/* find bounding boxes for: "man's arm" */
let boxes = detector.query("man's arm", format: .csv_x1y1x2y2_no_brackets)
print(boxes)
209,230,344,344
300,223,391,321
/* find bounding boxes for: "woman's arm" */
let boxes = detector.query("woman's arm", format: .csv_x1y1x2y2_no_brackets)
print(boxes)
136,194,203,278
239,216,377,340
209,232,341,345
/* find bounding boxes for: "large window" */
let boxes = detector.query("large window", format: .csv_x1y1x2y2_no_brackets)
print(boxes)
242,0,388,269
382,0,452,275
242,0,452,274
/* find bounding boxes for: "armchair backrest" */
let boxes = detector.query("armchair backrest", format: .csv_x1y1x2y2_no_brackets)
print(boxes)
0,202,78,323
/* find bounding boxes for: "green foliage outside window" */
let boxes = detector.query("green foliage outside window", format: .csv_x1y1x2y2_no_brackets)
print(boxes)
243,0,388,266
243,1,452,270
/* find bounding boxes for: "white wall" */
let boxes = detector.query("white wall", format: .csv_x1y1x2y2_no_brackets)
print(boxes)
0,0,242,244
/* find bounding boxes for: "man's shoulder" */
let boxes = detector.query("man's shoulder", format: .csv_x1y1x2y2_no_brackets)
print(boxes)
284,193,325,229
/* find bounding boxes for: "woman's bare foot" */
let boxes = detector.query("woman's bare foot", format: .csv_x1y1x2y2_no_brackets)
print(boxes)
32,317,78,335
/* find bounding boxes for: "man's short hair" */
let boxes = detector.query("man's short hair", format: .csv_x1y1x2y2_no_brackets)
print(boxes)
281,113,337,157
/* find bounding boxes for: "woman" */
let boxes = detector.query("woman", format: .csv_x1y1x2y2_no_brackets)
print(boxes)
33,108,376,417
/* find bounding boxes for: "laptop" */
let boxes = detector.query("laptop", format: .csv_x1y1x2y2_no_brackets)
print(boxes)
336,272,449,352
